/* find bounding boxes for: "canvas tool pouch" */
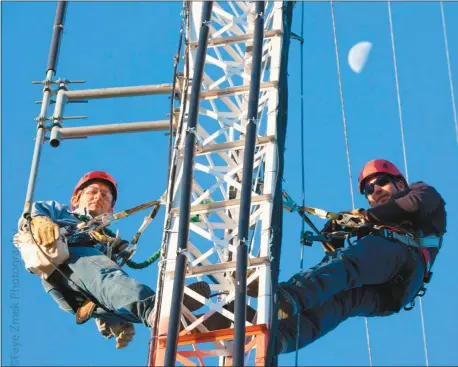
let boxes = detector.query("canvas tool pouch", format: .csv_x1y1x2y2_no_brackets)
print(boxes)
13,230,70,280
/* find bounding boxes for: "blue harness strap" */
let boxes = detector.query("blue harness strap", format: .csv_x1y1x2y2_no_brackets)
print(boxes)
377,226,442,274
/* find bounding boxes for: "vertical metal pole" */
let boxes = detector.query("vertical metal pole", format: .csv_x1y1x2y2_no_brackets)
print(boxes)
49,82,68,147
233,3,265,366
23,1,68,218
47,1,67,75
295,3,306,366
163,2,213,366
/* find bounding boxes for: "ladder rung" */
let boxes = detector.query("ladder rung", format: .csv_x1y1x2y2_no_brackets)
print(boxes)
200,81,277,100
65,83,174,100
175,256,270,278
158,324,268,347
171,194,271,216
59,120,172,138
196,135,275,155
189,29,282,48
178,348,231,358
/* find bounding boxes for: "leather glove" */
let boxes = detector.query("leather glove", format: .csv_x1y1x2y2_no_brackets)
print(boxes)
335,208,368,228
321,219,345,250
349,208,369,221
95,318,135,349
30,216,60,247
356,223,376,239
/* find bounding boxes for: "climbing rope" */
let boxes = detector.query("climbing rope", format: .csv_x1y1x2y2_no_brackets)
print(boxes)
387,1,429,365
330,1,373,365
387,1,410,182
294,3,306,365
330,0,356,210
439,0,458,146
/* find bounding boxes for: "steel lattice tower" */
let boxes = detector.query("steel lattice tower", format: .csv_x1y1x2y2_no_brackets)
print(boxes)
150,2,290,366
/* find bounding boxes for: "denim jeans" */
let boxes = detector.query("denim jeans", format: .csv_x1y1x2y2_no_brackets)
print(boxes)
276,235,426,354
42,246,156,326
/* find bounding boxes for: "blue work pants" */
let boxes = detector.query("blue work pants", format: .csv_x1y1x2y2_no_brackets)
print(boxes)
42,246,156,326
276,235,426,354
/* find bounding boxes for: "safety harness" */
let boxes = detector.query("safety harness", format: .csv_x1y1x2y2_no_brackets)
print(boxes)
281,191,444,311
372,225,443,310
26,199,164,324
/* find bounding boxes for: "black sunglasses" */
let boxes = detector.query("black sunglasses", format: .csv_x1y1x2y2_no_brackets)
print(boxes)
363,176,392,196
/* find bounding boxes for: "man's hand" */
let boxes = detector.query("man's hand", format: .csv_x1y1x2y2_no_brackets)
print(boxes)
349,208,369,221
95,318,135,349
321,219,345,251
335,209,368,228
355,223,375,239
30,216,60,247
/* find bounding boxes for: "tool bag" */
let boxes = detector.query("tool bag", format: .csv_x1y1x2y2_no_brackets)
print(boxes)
13,230,70,280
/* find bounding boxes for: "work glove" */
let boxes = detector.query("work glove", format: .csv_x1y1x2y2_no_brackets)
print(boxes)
30,216,60,247
321,219,345,250
355,223,375,239
349,208,369,220
95,318,135,349
335,208,368,228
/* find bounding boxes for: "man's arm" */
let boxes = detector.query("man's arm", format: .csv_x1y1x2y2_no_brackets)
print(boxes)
18,200,71,231
17,201,72,247
364,182,444,224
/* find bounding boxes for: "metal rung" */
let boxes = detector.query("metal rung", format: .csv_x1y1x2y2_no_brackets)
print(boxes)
196,135,275,155
171,194,271,216
189,29,282,48
158,324,268,347
65,83,175,100
182,256,269,278
58,120,172,138
200,81,277,100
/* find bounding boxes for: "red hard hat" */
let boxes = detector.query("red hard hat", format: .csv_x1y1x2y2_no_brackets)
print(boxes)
71,171,118,209
358,159,406,194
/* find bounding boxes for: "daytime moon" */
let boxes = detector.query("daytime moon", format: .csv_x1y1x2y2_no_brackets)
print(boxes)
348,41,372,73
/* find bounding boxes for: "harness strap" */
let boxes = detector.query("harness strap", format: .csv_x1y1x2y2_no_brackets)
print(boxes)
46,266,82,313
376,227,442,275
48,271,98,324
46,264,111,316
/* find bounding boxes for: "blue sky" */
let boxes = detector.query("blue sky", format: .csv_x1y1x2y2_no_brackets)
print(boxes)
2,1,458,366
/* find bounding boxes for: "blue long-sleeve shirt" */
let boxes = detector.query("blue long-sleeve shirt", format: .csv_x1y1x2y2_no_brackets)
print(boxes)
19,200,83,229
18,200,110,253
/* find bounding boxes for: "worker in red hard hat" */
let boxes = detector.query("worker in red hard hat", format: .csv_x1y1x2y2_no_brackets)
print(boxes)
70,170,118,212
358,158,408,203
13,170,209,350
273,158,447,355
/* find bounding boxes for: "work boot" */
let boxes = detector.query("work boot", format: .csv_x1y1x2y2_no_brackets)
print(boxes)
147,281,211,328
191,301,258,331
229,269,259,298
183,281,211,312
277,284,300,320
247,277,259,298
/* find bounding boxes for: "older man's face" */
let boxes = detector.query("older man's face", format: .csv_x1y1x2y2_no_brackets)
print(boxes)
72,181,114,216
